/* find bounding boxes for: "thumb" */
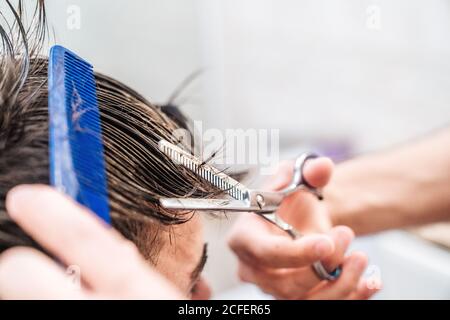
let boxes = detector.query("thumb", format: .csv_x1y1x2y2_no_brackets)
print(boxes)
265,157,334,191
303,157,334,188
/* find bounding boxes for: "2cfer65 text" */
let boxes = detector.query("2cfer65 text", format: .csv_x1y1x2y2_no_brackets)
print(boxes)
178,304,271,317
223,304,270,315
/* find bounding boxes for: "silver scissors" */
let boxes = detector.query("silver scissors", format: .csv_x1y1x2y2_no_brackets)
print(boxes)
159,140,341,281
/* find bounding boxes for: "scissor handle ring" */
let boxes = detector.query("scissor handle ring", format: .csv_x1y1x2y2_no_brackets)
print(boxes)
313,261,342,281
280,153,323,200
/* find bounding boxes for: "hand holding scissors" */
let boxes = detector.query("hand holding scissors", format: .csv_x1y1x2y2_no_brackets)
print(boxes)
159,141,379,299
228,158,379,299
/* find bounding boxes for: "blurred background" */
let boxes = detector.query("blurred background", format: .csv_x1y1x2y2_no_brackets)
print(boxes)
21,0,450,298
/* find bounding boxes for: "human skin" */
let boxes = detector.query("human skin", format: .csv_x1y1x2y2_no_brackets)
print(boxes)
0,158,376,300
228,128,450,299
0,183,370,300
0,185,183,299
326,128,450,235
156,214,212,299
0,185,212,299
227,158,380,299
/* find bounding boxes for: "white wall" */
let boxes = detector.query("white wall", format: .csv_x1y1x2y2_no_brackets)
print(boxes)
44,0,204,107
198,0,450,154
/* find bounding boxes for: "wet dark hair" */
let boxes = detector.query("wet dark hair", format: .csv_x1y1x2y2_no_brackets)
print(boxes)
0,0,221,263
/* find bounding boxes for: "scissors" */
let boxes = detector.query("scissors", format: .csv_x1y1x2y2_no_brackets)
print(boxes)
159,140,341,281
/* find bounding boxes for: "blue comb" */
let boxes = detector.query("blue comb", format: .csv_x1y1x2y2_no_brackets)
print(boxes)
48,45,111,224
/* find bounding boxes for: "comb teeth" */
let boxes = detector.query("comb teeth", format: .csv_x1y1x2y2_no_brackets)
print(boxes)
159,140,249,201
48,45,110,224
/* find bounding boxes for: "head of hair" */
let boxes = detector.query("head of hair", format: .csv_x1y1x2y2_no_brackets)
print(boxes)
0,0,222,263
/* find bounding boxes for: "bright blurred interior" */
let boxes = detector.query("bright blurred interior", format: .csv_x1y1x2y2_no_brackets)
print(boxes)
24,0,450,299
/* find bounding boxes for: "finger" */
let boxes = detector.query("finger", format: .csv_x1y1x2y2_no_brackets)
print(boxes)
0,247,85,299
320,226,354,272
303,157,334,188
268,225,355,293
5,185,157,294
264,157,333,191
270,159,334,233
228,218,334,268
237,261,310,299
346,278,381,300
276,192,332,233
308,251,368,300
237,261,278,294
236,229,356,301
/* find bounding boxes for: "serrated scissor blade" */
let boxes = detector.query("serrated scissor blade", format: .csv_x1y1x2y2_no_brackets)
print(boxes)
159,140,249,201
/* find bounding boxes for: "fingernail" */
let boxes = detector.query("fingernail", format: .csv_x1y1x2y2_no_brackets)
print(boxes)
6,185,34,217
314,239,333,258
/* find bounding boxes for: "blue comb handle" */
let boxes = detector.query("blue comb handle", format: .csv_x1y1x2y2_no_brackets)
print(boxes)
48,45,110,224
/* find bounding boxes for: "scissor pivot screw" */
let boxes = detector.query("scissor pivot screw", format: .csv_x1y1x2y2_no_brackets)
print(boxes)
256,194,265,208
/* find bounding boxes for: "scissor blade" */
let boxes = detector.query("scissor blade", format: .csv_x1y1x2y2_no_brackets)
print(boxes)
160,198,276,213
159,140,250,201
